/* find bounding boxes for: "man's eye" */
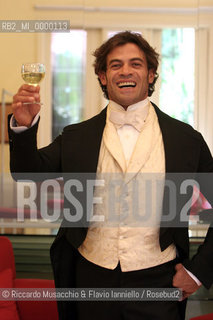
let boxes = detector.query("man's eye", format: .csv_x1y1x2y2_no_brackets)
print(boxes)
111,64,121,69
132,63,141,67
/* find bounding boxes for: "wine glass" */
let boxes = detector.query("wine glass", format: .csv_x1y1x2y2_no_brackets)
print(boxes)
21,63,45,105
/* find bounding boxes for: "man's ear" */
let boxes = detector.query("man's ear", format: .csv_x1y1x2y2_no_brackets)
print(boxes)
98,72,107,86
148,69,155,84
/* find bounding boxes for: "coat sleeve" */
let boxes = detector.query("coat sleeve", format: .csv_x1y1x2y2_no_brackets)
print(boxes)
183,133,213,289
8,114,62,174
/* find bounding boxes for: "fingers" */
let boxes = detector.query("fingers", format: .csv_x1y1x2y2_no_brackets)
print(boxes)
180,291,189,301
175,263,182,271
173,264,186,288
173,263,201,301
18,84,40,93
13,85,40,105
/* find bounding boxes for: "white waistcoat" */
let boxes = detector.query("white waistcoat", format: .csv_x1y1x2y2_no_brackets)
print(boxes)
78,103,176,271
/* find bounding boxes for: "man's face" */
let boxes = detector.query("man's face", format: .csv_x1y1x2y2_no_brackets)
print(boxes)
99,43,155,109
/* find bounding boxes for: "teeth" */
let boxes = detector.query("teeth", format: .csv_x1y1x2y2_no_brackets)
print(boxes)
118,82,136,88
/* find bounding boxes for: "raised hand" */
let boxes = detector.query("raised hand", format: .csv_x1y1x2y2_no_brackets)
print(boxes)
12,84,41,127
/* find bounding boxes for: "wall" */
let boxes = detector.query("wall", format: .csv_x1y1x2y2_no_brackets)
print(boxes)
0,0,212,94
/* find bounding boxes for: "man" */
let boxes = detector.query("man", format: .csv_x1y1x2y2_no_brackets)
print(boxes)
9,31,213,320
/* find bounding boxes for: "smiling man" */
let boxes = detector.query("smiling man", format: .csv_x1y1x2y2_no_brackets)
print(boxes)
9,31,213,320
98,42,155,109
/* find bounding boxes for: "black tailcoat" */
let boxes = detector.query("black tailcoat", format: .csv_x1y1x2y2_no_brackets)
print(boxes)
8,104,213,319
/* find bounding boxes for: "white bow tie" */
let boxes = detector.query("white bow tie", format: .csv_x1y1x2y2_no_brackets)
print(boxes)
109,109,146,132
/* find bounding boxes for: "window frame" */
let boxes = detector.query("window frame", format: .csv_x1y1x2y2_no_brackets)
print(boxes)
38,10,213,153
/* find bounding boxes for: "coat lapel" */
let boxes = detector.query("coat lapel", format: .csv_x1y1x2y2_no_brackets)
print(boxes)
152,104,183,173
152,103,200,245
103,121,127,173
58,108,107,249
152,103,200,173
124,103,160,184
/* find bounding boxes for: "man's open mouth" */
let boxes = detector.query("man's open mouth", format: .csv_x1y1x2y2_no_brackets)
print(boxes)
117,81,136,88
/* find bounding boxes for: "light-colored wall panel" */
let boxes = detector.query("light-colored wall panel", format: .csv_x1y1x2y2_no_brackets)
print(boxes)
0,34,36,96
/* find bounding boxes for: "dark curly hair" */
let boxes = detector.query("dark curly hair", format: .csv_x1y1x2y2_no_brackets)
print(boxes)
93,31,159,99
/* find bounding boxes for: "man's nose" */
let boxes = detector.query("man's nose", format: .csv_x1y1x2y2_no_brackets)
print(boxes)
119,64,132,75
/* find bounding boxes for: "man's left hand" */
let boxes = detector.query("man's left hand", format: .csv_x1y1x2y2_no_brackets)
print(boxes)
173,263,201,300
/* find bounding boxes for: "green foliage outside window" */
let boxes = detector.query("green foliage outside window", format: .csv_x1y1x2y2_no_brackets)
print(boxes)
160,29,195,125
51,32,86,139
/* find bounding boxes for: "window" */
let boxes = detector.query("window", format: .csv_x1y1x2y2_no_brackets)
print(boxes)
107,29,195,125
160,28,195,125
51,31,87,139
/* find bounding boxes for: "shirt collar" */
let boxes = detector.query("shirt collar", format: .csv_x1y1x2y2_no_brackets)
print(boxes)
109,98,149,112
107,98,150,131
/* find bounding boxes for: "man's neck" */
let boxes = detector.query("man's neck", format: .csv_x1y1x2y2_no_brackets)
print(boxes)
109,98,149,111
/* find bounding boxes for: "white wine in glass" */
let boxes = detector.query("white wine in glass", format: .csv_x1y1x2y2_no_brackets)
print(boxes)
21,63,45,104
